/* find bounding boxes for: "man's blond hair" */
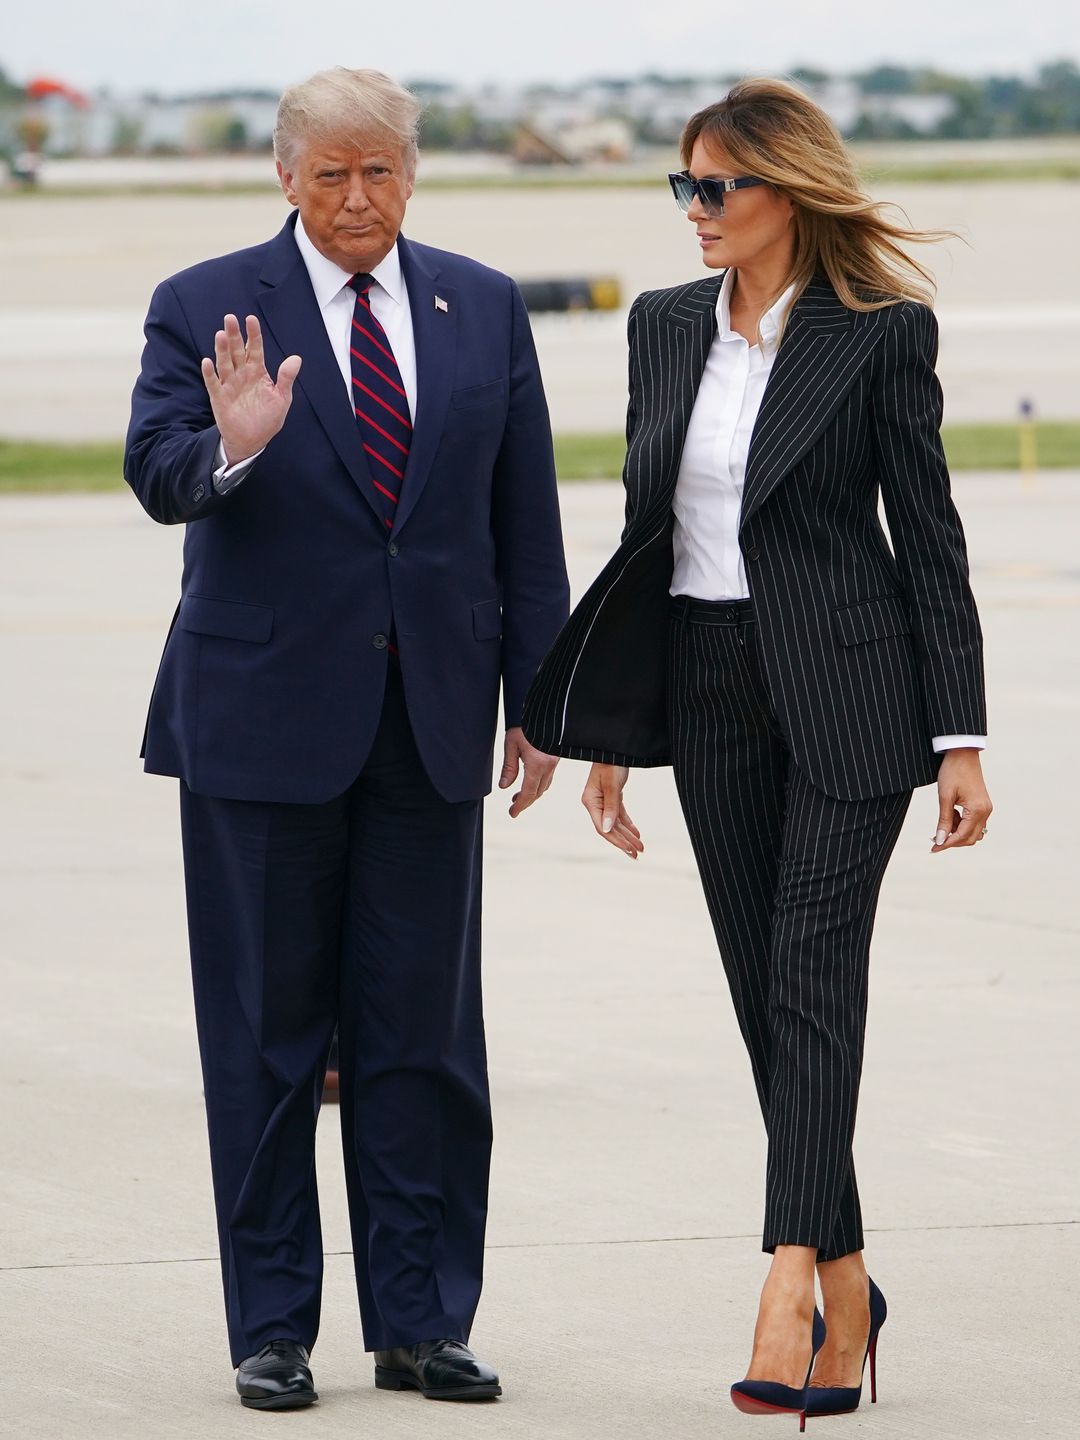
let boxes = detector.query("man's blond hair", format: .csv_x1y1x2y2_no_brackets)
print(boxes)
274,67,421,176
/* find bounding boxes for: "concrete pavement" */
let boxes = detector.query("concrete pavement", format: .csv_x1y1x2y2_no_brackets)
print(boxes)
1,474,1078,1437
3,185,1080,440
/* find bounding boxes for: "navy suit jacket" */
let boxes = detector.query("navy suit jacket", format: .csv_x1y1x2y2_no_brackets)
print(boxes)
125,214,570,804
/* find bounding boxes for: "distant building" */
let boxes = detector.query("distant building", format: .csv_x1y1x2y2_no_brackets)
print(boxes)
514,118,634,165
0,70,976,161
18,91,278,155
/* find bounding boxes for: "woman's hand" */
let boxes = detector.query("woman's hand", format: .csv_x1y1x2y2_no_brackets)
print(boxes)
932,749,992,853
582,763,644,859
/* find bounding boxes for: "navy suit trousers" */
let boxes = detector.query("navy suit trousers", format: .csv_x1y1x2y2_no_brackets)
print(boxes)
180,660,490,1363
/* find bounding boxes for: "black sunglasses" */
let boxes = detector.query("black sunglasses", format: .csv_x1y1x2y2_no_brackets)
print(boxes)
668,170,766,216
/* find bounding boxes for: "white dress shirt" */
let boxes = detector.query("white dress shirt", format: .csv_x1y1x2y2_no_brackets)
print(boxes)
671,266,793,603
669,267,984,754
213,214,416,488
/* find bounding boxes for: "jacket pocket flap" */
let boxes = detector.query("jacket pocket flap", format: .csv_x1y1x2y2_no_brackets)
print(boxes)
179,595,274,643
472,599,503,641
832,594,910,648
451,379,507,410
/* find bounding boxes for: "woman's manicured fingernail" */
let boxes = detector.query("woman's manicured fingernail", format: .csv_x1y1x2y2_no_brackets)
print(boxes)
934,829,948,846
602,816,614,833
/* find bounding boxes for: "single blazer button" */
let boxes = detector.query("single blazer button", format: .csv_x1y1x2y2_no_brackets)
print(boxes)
388,541,399,557
372,634,388,650
192,483,206,502
747,545,761,561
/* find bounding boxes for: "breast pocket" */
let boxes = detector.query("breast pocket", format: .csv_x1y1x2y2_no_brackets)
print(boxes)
451,379,507,411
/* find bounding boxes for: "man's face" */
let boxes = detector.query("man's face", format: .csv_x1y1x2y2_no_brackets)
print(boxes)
277,140,413,273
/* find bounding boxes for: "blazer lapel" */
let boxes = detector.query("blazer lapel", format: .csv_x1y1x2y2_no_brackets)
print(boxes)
392,237,458,535
256,216,384,525
631,276,721,524
666,273,724,332
740,277,887,528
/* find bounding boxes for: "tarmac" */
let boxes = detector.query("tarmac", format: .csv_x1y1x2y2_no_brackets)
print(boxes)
3,182,1080,440
1,473,1078,1438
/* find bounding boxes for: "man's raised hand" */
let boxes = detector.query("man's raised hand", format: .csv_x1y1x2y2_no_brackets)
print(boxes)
200,314,301,465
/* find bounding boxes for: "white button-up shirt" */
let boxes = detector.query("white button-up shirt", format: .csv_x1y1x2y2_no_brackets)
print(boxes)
292,213,417,419
669,266,983,754
213,214,416,486
670,265,793,602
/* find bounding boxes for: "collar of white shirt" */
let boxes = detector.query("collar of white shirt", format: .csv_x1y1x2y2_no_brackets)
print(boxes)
293,213,406,312
716,266,797,354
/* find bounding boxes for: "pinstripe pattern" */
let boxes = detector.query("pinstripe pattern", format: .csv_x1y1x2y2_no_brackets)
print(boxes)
521,274,987,800
669,607,911,1257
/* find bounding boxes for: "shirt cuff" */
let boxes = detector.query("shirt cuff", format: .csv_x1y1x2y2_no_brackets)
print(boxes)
212,440,263,495
932,735,987,752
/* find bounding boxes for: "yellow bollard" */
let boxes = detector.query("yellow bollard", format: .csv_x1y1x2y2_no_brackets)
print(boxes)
1018,399,1037,490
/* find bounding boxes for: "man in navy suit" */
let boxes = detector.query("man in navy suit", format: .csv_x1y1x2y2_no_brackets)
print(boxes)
125,67,569,1411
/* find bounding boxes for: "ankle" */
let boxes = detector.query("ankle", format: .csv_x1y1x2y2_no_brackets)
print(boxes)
765,1246,818,1304
817,1255,868,1305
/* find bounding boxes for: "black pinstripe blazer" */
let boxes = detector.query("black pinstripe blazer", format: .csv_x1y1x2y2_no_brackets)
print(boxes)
521,273,986,801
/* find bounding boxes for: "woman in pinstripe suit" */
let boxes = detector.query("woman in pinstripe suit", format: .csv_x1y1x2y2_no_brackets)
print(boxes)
522,79,992,1425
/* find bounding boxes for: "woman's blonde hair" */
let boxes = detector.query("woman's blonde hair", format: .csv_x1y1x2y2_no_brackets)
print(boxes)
681,77,946,311
274,67,421,177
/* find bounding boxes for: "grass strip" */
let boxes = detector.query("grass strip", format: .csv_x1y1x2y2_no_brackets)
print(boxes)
0,440,129,493
556,424,1080,480
1,424,1078,495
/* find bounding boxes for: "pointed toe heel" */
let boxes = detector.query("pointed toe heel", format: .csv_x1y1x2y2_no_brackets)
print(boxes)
730,1309,826,1432
804,1276,887,1418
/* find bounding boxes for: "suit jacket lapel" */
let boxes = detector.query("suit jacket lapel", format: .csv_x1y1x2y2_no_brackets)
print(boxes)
632,276,721,525
256,216,384,526
393,236,457,535
740,277,887,528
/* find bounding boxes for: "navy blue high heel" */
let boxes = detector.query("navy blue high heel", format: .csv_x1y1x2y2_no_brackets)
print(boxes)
731,1308,826,1433
804,1276,887,1417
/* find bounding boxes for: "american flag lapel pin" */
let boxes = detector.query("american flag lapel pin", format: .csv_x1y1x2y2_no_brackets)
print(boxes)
434,295,449,314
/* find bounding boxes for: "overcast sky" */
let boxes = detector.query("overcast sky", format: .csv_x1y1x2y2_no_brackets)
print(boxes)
6,0,1078,94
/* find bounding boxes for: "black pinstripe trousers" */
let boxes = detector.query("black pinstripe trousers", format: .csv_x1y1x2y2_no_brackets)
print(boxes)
668,599,912,1260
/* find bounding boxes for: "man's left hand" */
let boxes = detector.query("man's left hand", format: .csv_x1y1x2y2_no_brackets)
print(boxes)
500,728,559,818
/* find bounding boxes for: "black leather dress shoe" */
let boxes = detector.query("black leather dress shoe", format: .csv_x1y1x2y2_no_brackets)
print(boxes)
374,1340,501,1400
236,1340,317,1410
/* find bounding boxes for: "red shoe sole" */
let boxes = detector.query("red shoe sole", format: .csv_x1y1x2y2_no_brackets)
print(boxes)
730,1392,802,1418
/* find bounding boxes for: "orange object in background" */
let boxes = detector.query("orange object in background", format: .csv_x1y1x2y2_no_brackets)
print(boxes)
26,76,90,108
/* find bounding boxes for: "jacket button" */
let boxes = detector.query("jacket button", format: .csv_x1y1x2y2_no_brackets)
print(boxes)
387,541,399,557
747,545,761,561
372,633,388,650
192,483,206,502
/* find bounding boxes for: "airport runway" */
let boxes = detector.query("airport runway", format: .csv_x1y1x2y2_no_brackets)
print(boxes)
1,474,1077,1437
2,181,1079,440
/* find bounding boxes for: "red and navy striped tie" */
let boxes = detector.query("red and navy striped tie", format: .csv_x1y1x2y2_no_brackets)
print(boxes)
348,273,412,528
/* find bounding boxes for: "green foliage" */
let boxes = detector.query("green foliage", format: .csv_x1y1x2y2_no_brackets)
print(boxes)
0,64,24,102
851,57,1080,139
110,115,143,154
419,103,511,152
790,66,829,88
859,65,918,96
849,112,920,142
190,107,250,152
